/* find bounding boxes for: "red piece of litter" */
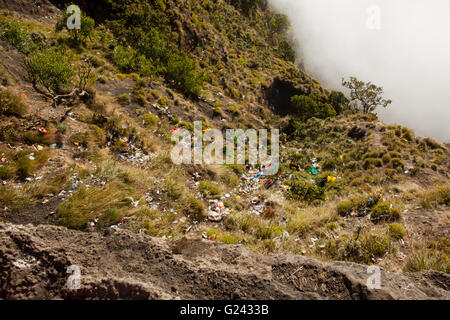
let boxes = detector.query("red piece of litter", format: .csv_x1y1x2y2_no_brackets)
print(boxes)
39,127,48,134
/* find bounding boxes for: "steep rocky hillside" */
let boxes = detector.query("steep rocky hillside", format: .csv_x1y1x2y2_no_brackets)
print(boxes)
0,0,448,299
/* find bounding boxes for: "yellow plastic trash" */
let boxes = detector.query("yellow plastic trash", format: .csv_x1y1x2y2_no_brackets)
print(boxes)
339,155,344,161
327,176,337,183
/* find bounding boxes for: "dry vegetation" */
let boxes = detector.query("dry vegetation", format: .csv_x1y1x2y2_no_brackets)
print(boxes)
0,1,448,276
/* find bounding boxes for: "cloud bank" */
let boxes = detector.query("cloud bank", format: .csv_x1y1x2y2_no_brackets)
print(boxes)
269,0,450,142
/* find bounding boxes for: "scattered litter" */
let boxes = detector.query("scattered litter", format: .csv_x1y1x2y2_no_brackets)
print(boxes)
397,252,407,261
309,237,319,248
119,217,130,224
208,234,217,241
207,199,229,222
125,197,139,208
13,256,38,269
38,127,48,134
279,217,287,225
179,217,187,223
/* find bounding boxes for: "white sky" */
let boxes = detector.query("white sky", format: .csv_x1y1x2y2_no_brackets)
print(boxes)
269,0,450,142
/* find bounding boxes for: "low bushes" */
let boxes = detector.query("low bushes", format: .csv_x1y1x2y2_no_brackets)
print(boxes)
406,249,449,273
420,185,450,209
290,95,336,121
388,223,406,240
24,48,74,96
287,180,326,203
337,194,381,217
182,195,206,221
370,201,402,223
0,16,32,54
324,231,391,264
199,181,221,198
0,88,28,117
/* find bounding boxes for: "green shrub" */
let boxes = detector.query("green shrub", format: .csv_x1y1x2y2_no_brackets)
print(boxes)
291,95,317,120
213,107,225,118
406,250,449,273
324,238,364,263
117,94,131,105
382,153,391,164
57,183,128,229
199,181,221,198
270,14,289,34
328,91,349,114
370,201,402,222
337,200,356,217
166,181,184,200
24,48,74,95
423,137,441,150
14,150,49,179
227,0,264,15
55,6,95,45
390,158,405,170
291,95,337,121
363,158,383,169
140,113,159,127
112,46,154,75
336,195,378,217
226,106,241,116
287,180,326,203
226,164,244,175
388,223,406,240
97,208,123,227
0,88,28,117
0,17,32,54
0,165,15,180
278,40,296,62
420,185,450,209
183,195,206,221
165,52,205,96
360,233,391,259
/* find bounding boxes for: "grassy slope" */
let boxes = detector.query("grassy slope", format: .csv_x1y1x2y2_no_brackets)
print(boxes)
0,1,448,274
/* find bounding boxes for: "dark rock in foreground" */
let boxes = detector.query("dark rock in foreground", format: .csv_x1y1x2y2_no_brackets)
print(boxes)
0,222,448,300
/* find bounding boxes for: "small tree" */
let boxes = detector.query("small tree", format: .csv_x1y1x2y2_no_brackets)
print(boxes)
291,95,337,121
166,52,205,96
24,48,74,97
76,57,97,91
270,14,290,34
342,77,392,114
291,95,318,120
279,40,296,62
25,49,95,107
329,90,349,114
55,6,95,45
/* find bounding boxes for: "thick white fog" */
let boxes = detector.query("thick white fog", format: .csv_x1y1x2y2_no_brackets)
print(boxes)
269,0,450,142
